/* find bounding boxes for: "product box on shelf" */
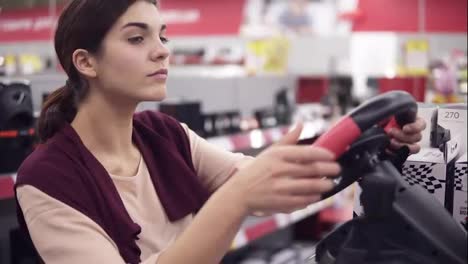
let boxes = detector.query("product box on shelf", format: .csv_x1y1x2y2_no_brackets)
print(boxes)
353,103,466,217
436,104,467,153
402,137,460,209
401,103,466,215
453,152,467,229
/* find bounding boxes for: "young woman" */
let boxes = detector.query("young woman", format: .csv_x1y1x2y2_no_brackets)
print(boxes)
15,1,425,263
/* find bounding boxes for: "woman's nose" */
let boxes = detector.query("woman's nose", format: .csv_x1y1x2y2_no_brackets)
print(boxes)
150,41,170,61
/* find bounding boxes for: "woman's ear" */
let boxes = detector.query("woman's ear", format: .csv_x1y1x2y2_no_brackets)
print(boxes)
72,49,97,78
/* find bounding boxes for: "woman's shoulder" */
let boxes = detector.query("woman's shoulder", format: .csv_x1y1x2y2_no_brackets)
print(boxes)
15,134,95,213
16,136,79,185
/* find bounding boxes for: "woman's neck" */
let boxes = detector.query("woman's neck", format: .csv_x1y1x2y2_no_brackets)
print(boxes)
71,92,138,158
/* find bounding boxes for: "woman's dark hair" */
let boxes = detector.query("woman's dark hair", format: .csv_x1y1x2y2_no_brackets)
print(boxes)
38,0,157,142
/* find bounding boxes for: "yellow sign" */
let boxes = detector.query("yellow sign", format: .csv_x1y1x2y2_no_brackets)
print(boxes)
403,39,429,76
246,36,290,75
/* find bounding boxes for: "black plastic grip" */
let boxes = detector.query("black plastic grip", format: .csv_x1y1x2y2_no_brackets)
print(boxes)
350,91,417,131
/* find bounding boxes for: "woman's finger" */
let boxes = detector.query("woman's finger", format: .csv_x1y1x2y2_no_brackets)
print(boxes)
402,117,426,134
274,122,303,146
274,145,335,163
272,194,321,213
275,178,335,196
389,139,421,154
276,161,341,178
407,143,421,154
388,138,404,150
390,129,422,144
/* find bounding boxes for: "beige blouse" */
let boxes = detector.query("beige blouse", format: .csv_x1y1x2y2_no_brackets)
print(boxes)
16,124,253,263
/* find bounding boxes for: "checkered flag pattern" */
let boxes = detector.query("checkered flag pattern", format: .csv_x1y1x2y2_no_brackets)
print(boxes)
454,164,467,192
402,164,444,193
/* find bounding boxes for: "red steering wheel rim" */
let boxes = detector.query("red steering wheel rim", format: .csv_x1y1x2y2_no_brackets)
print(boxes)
312,91,417,159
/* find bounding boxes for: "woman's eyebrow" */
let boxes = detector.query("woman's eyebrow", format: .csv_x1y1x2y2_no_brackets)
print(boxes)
121,22,167,33
121,22,149,31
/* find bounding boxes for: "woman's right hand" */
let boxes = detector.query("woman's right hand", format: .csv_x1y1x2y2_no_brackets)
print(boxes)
226,123,341,215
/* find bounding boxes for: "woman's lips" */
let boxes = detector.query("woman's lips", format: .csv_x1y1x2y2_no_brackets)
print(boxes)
148,69,168,81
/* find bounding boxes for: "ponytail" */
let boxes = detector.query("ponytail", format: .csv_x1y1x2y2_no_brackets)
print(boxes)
37,82,77,143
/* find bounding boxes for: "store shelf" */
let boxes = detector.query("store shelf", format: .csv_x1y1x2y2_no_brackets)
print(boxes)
169,65,248,78
206,119,327,152
230,187,353,251
0,65,274,81
0,128,35,138
231,197,335,251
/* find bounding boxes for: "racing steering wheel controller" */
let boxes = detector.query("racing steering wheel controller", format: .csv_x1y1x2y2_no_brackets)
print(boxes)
308,91,467,264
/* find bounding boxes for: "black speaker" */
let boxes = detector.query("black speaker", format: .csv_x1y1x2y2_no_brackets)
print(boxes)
0,81,34,130
0,81,35,173
331,76,354,115
430,110,451,151
159,100,203,135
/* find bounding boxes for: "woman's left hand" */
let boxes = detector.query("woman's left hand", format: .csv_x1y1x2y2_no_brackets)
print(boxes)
387,116,427,154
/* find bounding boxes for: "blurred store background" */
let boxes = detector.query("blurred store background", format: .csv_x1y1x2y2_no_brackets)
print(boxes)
0,0,467,263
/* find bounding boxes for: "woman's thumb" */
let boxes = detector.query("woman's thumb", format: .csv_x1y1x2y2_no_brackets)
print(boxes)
276,123,303,146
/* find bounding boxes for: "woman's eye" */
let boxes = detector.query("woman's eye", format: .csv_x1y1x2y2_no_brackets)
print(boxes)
160,36,170,44
128,36,144,44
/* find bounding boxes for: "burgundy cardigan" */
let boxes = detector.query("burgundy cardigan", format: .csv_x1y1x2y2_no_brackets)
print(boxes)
15,111,210,263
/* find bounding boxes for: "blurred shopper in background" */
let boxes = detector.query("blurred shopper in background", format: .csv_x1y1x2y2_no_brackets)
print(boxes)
278,0,314,34
14,0,425,263
430,60,460,103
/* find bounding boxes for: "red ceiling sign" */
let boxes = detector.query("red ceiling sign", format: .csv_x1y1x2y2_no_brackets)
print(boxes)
352,0,467,32
160,0,245,36
0,0,245,42
0,6,57,42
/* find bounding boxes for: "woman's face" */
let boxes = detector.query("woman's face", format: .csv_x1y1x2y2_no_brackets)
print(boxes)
93,1,170,104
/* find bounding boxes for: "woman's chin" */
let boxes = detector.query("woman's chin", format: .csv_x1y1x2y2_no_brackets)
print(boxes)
140,89,167,102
